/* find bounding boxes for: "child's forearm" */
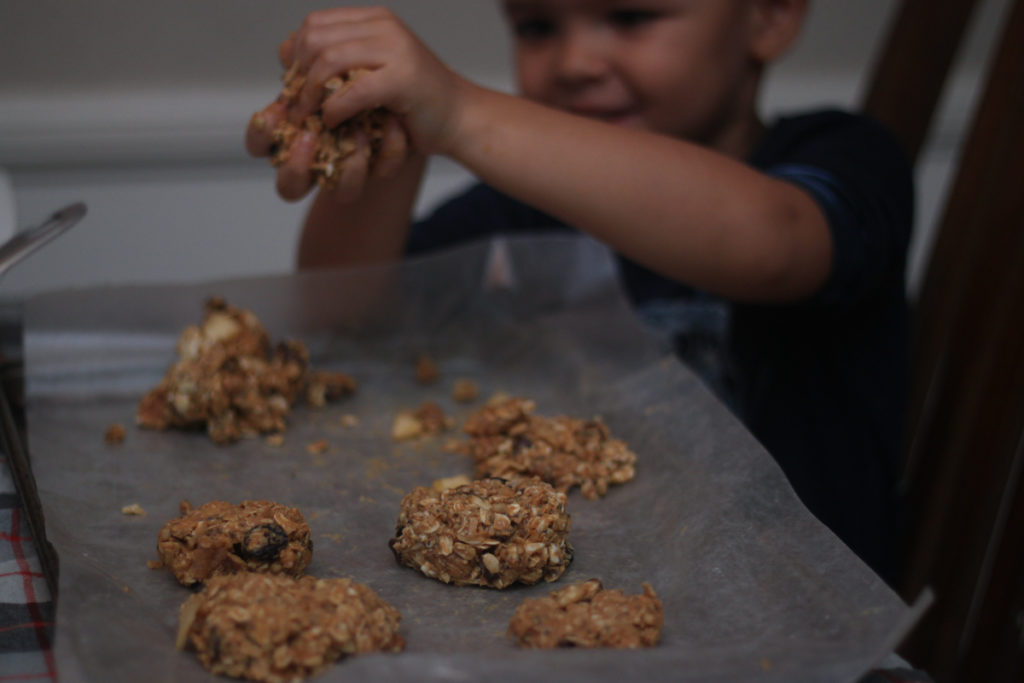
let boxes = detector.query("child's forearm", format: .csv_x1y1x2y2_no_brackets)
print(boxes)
444,87,832,302
296,155,427,270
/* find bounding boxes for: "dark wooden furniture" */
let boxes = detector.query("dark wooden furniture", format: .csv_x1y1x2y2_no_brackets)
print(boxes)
863,1,1024,680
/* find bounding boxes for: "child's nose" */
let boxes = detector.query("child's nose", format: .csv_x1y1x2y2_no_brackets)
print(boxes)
553,28,610,83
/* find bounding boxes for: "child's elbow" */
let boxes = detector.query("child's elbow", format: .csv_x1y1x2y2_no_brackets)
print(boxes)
742,202,833,302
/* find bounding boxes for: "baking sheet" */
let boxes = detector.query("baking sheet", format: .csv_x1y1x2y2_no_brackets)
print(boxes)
23,235,924,682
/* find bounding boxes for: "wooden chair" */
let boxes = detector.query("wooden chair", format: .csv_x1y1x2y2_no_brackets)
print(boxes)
862,0,1024,680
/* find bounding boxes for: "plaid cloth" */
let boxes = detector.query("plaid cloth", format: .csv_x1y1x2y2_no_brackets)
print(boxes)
0,452,55,682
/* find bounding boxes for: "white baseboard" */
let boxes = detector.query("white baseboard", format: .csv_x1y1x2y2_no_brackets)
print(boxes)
0,72,980,170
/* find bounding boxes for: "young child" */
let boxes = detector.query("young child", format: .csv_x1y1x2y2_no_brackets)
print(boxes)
246,0,913,586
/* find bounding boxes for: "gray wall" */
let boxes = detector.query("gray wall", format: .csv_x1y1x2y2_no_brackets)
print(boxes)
0,1,1011,297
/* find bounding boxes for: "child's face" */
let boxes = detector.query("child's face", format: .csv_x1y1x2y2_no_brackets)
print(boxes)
502,0,764,148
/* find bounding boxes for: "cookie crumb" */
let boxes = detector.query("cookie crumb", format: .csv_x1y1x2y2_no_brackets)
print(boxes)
452,379,479,403
265,434,285,447
105,423,126,444
340,413,359,428
392,402,453,441
121,503,146,516
306,439,329,455
415,353,439,384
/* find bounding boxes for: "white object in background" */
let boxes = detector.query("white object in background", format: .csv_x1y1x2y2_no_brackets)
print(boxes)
0,169,15,245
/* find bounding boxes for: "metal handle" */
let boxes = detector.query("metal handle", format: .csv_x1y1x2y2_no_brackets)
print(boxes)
0,202,87,278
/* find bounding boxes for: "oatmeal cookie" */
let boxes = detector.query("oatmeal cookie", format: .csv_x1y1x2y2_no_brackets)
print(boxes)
389,477,572,589
460,398,637,499
157,500,313,586
178,573,403,683
508,578,664,649
264,64,392,190
136,297,355,444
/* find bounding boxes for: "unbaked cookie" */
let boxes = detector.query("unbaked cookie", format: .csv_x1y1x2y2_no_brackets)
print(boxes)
508,578,664,649
178,573,403,683
460,397,637,499
136,297,355,444
265,64,391,190
157,500,313,586
389,477,572,589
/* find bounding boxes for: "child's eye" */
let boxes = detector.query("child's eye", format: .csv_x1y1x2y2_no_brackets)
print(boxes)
608,9,660,30
513,18,558,41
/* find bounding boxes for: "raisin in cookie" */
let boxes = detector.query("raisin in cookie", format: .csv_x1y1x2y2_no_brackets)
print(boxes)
157,500,313,586
389,477,572,589
508,578,664,649
178,573,403,683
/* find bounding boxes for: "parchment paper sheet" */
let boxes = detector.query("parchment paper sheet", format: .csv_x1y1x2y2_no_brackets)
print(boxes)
24,236,924,682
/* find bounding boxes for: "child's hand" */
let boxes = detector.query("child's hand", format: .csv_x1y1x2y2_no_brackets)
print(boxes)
246,7,467,202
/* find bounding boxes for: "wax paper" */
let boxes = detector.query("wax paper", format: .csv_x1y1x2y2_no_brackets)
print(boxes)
22,236,924,682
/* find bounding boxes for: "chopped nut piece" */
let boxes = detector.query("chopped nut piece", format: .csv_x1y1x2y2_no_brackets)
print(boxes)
415,353,439,384
459,397,637,499
157,500,313,586
452,378,479,403
268,64,392,190
391,412,423,441
389,477,573,589
392,402,452,441
104,423,126,444
508,579,664,649
121,503,146,517
135,298,354,445
431,475,472,492
179,573,403,682
306,439,329,455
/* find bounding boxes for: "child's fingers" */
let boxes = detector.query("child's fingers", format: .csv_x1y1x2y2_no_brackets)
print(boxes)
290,7,394,70
330,134,373,204
278,33,295,69
246,100,287,157
276,132,317,202
319,66,394,131
373,116,409,179
293,31,387,120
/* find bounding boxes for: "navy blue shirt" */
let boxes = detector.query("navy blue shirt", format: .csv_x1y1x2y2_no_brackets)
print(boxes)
408,110,913,583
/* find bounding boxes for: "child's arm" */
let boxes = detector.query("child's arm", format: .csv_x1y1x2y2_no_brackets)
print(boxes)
443,90,833,302
255,8,832,301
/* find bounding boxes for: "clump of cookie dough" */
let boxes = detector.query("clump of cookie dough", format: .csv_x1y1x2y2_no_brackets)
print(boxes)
157,500,313,586
136,297,355,444
389,477,572,589
508,578,664,649
178,573,404,683
264,64,392,190
459,397,637,499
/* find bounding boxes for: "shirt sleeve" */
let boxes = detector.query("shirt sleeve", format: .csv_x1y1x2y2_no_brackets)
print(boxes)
761,112,914,306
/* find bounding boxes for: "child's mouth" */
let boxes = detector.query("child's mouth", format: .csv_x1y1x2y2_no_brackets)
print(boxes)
568,106,642,127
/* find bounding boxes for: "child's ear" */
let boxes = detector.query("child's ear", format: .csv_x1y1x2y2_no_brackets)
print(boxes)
748,0,809,63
